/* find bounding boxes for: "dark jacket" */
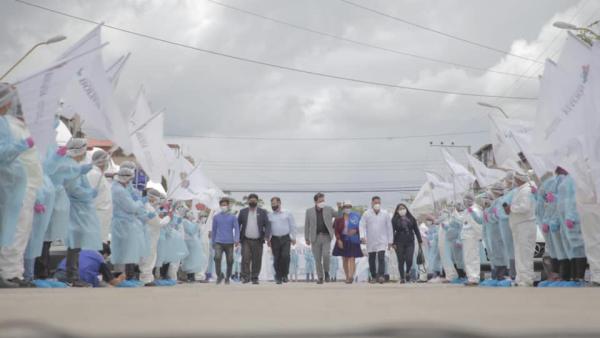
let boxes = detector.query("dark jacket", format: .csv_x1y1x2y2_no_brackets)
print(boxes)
238,207,271,241
392,215,422,244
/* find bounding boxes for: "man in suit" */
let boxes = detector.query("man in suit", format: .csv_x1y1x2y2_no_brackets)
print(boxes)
304,192,338,284
238,193,270,284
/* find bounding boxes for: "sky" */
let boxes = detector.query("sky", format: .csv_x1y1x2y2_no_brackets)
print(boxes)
1,0,598,221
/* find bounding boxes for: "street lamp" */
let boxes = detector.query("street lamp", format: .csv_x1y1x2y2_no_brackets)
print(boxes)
0,35,67,81
553,21,600,44
477,101,509,119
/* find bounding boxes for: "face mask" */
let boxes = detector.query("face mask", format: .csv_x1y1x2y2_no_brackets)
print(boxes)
271,205,280,212
317,202,326,209
248,201,258,208
398,209,407,216
426,220,433,226
343,208,352,214
220,206,229,213
373,204,381,211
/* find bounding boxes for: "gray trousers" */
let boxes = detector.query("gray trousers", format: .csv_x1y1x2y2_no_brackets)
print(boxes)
242,239,263,281
311,233,332,279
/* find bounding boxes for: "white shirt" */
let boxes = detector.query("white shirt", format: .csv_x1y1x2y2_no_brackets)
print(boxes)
268,210,296,240
359,208,393,253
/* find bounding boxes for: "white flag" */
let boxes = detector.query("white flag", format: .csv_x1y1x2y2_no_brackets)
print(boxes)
410,182,435,216
441,148,475,196
14,44,104,158
60,24,132,154
128,88,169,182
168,156,223,202
106,52,131,88
425,171,453,201
465,151,506,188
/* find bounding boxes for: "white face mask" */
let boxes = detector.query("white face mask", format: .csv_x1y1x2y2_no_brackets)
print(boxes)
398,209,407,216
220,206,229,213
426,220,433,226
343,208,352,214
373,204,381,211
317,202,326,209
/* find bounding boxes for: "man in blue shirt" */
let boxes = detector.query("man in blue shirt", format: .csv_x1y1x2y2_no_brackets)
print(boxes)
211,198,240,284
268,197,296,284
55,243,125,287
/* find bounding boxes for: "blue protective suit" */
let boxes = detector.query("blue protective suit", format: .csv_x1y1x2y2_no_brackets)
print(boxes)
182,219,205,273
64,161,102,251
44,150,82,242
304,249,315,274
0,116,28,246
535,177,555,258
110,181,146,264
498,189,516,261
446,213,465,269
544,176,568,260
24,175,55,259
427,225,442,273
556,174,586,259
487,198,508,267
156,216,189,265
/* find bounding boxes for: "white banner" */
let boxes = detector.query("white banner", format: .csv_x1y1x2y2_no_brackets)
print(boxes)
60,24,132,154
14,44,104,158
167,156,223,205
129,88,169,182
106,52,131,88
410,182,435,216
425,171,453,202
441,148,475,194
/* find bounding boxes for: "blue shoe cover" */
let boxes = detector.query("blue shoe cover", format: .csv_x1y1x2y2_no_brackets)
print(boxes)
480,279,498,287
46,280,68,288
496,279,513,287
155,279,177,286
32,279,52,288
117,280,141,288
537,281,551,287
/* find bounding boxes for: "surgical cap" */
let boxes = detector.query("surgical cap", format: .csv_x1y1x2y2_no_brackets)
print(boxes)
92,149,109,166
66,138,88,157
117,167,135,183
120,161,136,170
514,171,529,182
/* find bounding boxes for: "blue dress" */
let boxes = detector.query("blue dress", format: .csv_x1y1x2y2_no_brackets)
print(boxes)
332,213,363,257
0,116,28,246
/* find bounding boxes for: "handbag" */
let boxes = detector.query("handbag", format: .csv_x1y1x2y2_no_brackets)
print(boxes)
416,244,425,265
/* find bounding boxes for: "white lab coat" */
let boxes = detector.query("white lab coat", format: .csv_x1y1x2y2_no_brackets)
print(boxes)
359,209,393,253
0,115,43,280
87,166,112,243
139,202,165,284
509,183,537,286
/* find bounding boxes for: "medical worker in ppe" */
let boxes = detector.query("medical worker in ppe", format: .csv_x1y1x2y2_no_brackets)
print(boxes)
0,83,42,288
87,150,112,244
139,188,165,286
462,193,483,286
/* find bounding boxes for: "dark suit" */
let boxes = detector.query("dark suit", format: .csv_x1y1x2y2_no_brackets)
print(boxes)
238,207,270,281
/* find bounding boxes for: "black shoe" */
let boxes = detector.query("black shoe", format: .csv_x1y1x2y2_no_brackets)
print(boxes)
242,278,250,284
316,278,324,284
252,279,259,285
144,281,157,287
282,277,289,283
276,279,283,285
216,275,224,285
377,276,385,284
0,278,19,288
8,278,36,288
324,273,330,282
224,278,230,285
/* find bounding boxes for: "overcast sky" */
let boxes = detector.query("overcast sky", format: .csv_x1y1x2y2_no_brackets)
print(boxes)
1,0,597,217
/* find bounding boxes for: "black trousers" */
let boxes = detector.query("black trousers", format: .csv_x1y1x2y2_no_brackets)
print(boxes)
395,242,415,281
34,241,53,279
242,239,263,281
368,250,386,279
271,235,291,280
66,248,81,282
214,243,234,278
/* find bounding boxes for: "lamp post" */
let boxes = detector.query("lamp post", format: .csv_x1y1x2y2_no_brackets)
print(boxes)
477,101,509,119
553,21,600,45
0,35,67,81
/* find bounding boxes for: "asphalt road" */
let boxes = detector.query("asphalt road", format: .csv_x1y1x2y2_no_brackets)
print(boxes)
0,282,599,338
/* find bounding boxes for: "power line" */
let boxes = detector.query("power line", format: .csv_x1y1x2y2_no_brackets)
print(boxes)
340,0,543,64
202,159,444,164
206,0,536,80
222,188,420,193
167,130,488,141
16,0,537,100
